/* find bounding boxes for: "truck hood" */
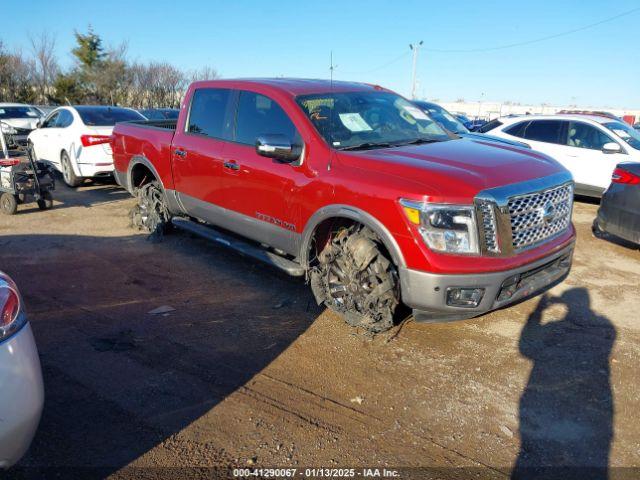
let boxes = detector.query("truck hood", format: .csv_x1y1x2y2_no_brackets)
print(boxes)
336,137,565,200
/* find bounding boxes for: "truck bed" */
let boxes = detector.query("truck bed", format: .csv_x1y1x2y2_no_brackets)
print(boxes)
124,119,178,131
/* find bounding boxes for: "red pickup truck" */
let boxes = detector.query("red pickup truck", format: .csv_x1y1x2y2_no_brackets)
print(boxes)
112,79,575,332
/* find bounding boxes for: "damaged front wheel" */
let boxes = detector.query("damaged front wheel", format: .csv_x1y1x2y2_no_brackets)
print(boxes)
310,225,400,333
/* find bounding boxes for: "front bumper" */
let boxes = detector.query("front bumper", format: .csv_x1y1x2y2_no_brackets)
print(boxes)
0,323,44,469
400,241,575,322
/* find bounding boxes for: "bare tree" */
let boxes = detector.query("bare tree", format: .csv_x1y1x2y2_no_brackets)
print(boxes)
0,42,35,103
190,66,219,82
29,32,59,104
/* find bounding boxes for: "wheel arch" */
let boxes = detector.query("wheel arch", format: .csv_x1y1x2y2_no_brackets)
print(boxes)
127,156,164,193
299,205,406,269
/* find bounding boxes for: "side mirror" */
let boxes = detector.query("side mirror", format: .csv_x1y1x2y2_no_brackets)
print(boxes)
36,121,42,129
602,142,622,154
255,134,301,163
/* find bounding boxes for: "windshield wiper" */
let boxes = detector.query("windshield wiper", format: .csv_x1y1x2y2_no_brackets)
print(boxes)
391,138,440,147
338,142,393,151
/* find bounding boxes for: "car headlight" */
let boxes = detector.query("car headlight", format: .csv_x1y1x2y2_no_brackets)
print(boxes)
0,122,17,135
400,200,479,254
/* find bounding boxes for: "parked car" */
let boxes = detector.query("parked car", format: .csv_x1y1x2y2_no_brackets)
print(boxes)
0,271,44,468
413,101,530,148
34,105,57,117
0,104,43,147
28,106,145,187
112,78,575,333
479,113,640,197
593,162,640,245
138,108,179,120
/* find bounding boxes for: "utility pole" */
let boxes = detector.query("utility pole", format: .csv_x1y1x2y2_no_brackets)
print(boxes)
409,41,423,99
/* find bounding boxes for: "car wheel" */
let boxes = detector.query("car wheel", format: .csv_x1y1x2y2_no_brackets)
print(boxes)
130,181,171,238
61,151,82,188
37,191,54,210
592,218,608,239
310,224,400,333
0,193,18,215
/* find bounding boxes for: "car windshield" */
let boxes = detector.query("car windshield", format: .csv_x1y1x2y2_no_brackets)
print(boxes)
413,101,468,134
0,106,41,120
604,121,640,150
296,91,451,150
76,107,145,126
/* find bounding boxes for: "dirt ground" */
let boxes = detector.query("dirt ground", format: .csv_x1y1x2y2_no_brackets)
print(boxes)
1,179,639,479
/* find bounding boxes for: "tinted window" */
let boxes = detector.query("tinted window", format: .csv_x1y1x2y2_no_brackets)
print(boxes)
187,88,232,139
42,112,60,128
477,119,503,133
56,110,74,128
567,122,615,150
76,107,145,126
413,101,467,134
235,91,298,145
0,106,41,119
510,120,564,144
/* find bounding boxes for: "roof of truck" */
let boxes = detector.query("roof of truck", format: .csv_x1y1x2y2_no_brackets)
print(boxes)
190,78,388,96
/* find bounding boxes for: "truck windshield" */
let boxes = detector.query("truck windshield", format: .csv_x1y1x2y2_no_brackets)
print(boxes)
604,121,640,150
296,91,451,150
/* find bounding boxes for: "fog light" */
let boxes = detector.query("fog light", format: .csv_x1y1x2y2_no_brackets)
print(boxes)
446,287,485,308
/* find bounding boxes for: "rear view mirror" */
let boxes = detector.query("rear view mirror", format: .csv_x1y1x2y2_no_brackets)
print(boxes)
602,142,622,154
255,134,301,163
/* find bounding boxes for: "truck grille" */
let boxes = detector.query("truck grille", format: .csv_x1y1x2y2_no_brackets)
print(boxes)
478,202,499,253
508,183,573,251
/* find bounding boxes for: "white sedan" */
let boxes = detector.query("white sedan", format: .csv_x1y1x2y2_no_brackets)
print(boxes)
28,106,145,187
0,271,44,468
480,113,640,197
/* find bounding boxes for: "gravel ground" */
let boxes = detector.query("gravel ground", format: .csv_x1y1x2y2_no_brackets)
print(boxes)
1,179,639,479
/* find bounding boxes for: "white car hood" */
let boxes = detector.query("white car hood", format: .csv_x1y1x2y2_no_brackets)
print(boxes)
1,118,40,130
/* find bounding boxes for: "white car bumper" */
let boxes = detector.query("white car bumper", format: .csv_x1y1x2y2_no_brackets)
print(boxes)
0,324,44,469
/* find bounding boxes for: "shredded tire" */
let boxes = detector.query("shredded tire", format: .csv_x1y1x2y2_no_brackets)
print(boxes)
130,181,170,240
310,225,399,333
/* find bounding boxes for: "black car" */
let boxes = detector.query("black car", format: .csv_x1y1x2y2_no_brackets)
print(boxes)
593,162,640,246
138,108,179,120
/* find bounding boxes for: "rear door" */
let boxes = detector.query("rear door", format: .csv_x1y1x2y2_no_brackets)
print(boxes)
218,90,304,254
171,88,234,219
31,111,61,164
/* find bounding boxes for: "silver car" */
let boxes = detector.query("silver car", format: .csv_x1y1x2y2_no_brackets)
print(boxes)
0,271,44,468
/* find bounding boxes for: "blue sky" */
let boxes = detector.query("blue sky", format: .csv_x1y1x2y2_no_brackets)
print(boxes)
5,0,640,108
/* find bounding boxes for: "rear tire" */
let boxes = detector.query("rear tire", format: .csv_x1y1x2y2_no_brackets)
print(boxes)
61,151,82,188
0,193,18,215
592,218,607,239
310,224,400,333
130,181,171,238
37,191,54,210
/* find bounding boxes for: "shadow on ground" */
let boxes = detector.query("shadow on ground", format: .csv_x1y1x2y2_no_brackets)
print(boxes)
3,225,321,478
513,289,615,480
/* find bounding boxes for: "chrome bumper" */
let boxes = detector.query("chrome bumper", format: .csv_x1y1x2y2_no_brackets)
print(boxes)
399,241,574,323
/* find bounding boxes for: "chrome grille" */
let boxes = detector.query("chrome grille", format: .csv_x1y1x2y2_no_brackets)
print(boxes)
478,202,500,253
508,183,573,251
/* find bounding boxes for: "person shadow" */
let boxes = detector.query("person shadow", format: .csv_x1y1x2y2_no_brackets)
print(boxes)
512,288,615,480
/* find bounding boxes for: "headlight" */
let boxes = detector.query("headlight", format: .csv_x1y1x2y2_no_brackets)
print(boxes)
1,122,17,135
400,200,479,254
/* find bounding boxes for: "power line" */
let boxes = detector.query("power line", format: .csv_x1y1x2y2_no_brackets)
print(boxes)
423,7,640,53
340,50,412,75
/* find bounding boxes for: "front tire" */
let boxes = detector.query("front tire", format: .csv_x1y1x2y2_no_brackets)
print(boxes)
61,151,82,188
310,225,400,333
0,193,18,215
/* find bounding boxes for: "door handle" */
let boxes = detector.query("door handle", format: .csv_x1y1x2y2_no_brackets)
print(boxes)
174,149,187,158
223,161,240,171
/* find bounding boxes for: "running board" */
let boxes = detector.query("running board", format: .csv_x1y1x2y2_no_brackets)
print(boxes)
171,217,306,277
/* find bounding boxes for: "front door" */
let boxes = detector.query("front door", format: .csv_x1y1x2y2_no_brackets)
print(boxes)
218,90,305,254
